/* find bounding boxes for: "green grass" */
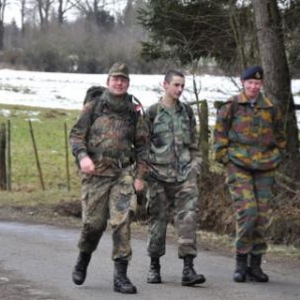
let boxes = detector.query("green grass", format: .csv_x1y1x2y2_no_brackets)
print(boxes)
0,104,81,194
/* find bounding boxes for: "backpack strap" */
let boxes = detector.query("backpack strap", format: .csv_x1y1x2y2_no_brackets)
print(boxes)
227,95,239,130
147,103,159,133
131,95,145,115
148,103,159,122
181,102,194,122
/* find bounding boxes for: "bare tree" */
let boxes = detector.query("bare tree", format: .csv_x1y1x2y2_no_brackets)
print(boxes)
35,0,55,29
70,0,126,25
57,0,74,24
252,0,299,158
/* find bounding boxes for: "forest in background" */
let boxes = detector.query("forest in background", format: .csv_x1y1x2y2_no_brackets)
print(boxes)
0,0,299,76
0,1,299,164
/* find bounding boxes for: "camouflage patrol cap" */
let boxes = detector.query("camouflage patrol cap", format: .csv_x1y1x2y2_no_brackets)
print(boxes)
241,65,263,80
108,62,129,79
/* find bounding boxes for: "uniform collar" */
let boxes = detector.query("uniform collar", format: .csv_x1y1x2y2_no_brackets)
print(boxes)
238,92,273,108
158,98,184,112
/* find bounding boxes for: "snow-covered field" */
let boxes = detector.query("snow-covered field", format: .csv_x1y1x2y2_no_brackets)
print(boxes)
0,69,300,127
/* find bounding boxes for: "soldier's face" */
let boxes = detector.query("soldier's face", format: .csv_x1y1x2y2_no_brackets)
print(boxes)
107,76,129,96
163,76,185,100
242,79,263,99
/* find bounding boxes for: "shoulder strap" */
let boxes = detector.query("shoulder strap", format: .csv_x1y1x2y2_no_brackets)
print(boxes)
90,98,105,124
148,103,159,122
147,103,159,134
231,95,239,113
181,102,194,121
228,95,239,130
131,95,145,115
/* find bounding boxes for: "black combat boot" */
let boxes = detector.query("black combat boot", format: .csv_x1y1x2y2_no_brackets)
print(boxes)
233,253,248,282
147,257,161,283
247,254,269,282
114,259,137,294
72,251,91,285
181,255,206,286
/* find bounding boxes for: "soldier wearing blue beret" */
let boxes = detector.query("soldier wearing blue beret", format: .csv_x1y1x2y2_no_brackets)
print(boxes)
214,65,286,283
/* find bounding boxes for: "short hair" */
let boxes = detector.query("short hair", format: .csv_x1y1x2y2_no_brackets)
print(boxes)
164,69,185,83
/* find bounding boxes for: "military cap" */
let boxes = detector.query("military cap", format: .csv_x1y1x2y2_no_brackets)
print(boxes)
108,62,129,79
241,65,263,80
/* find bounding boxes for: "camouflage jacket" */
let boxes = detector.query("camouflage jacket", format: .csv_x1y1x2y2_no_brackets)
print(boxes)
145,99,202,183
69,90,149,178
213,92,286,171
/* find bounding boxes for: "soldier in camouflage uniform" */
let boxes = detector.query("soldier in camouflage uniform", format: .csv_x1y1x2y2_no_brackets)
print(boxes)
145,70,206,286
213,66,286,283
69,62,148,294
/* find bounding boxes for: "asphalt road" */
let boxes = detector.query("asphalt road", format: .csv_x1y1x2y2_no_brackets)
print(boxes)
0,221,299,300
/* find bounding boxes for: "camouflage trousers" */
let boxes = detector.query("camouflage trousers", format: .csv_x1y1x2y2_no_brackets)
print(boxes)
77,168,137,261
226,162,275,255
147,173,199,258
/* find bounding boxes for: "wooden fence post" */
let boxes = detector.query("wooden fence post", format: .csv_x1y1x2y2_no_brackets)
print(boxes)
0,123,7,190
7,120,11,191
28,120,45,191
190,99,210,174
64,122,71,191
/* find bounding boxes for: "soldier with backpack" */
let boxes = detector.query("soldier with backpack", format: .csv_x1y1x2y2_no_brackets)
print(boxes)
69,62,148,294
213,66,286,283
145,70,206,286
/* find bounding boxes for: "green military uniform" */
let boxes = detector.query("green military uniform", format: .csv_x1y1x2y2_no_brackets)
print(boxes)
145,100,202,258
70,89,148,259
70,62,148,294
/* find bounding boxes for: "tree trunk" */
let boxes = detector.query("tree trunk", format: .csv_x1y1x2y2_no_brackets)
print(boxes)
0,20,4,50
58,0,64,24
252,0,299,158
200,100,209,174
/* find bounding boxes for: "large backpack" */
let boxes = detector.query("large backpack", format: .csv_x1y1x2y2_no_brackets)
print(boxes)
83,85,144,125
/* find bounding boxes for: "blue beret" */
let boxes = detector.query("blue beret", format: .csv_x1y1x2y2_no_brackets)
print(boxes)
241,66,263,80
